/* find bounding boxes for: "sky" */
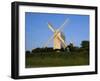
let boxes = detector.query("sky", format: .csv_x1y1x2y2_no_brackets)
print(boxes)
25,12,89,51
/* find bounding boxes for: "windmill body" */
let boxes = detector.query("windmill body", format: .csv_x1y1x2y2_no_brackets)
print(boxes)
54,31,61,49
54,31,66,50
43,19,69,50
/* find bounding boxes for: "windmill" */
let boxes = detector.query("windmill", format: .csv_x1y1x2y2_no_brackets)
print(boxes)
43,19,69,50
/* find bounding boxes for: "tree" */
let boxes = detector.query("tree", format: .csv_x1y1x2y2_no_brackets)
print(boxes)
26,51,30,54
81,41,89,51
32,48,41,53
69,43,74,47
81,41,89,48
67,43,75,52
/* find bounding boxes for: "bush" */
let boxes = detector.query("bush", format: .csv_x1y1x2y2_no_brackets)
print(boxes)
26,51,30,54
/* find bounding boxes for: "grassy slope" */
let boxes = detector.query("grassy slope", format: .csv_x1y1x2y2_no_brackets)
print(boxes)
25,51,89,68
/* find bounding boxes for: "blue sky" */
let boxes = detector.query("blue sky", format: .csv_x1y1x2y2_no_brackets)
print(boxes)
25,12,89,51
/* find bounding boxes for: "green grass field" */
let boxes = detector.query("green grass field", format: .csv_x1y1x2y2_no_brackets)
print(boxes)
25,51,89,68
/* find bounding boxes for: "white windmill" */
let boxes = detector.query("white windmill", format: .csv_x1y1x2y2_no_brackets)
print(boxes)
43,19,69,50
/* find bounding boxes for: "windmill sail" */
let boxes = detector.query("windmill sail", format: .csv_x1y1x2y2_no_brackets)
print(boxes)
43,18,69,50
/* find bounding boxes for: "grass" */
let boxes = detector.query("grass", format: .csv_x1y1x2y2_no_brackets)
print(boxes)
25,51,89,68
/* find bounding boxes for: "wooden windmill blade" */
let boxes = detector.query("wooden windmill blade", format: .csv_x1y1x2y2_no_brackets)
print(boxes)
55,18,69,49
43,31,63,48
57,35,67,48
57,18,69,32
47,18,69,48
43,33,54,48
43,22,63,48
43,22,56,48
48,22,55,32
43,18,69,50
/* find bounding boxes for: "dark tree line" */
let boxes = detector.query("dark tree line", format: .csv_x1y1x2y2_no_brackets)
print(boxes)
26,40,89,54
68,40,89,52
